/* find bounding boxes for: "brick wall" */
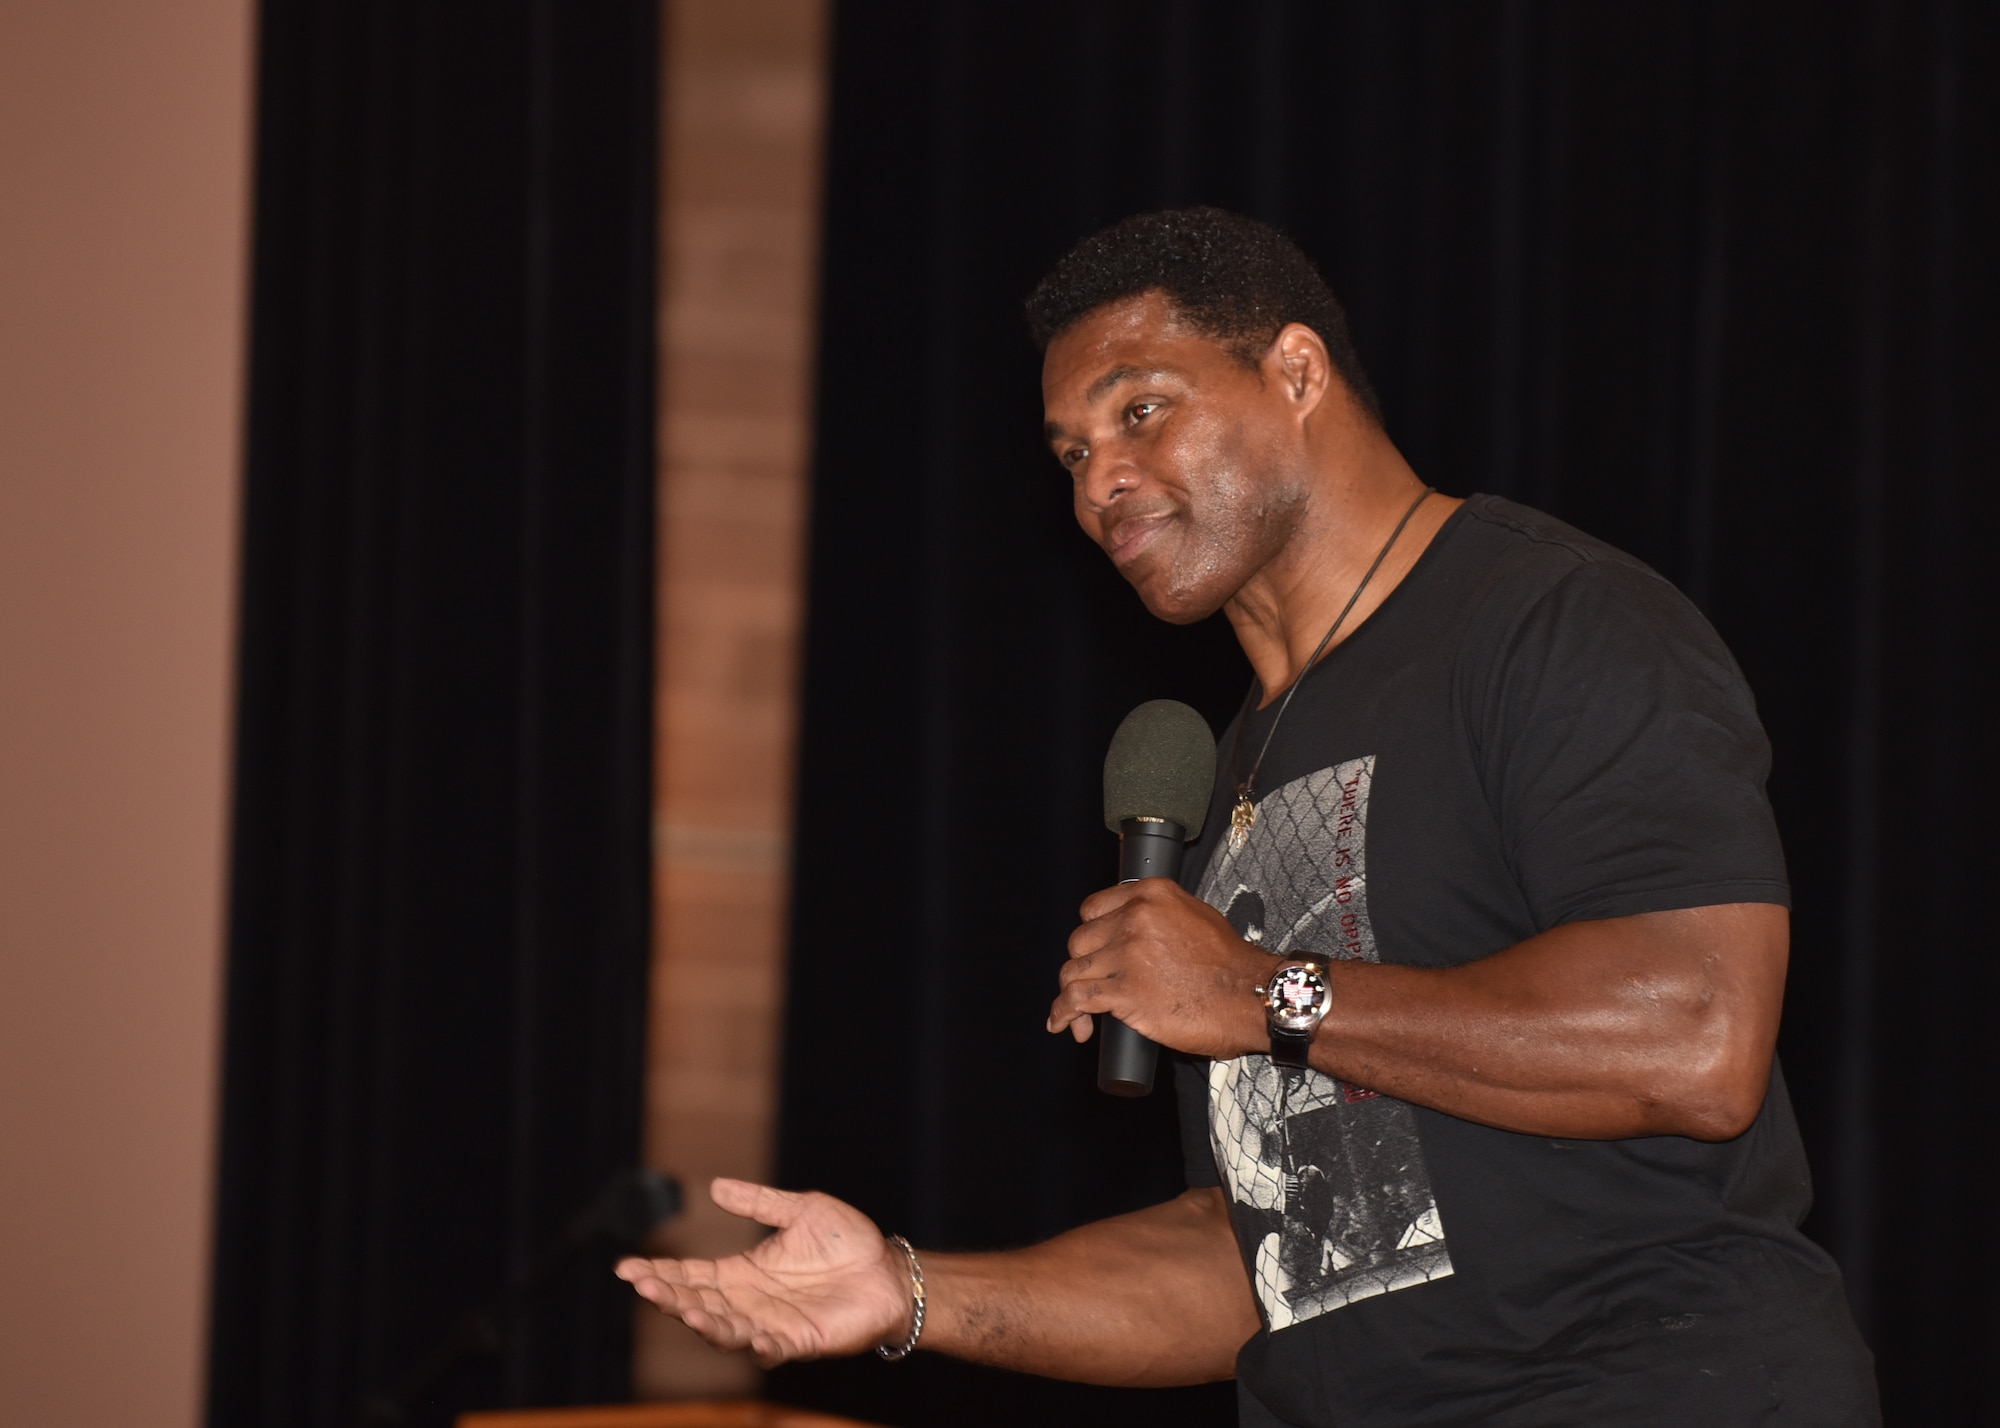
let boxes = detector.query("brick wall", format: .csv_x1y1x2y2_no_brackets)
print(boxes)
640,0,829,1399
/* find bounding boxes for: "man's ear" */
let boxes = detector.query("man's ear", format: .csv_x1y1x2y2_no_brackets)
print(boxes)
1270,322,1330,419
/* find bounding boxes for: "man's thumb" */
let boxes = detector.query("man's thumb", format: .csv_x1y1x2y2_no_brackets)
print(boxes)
710,1176,804,1229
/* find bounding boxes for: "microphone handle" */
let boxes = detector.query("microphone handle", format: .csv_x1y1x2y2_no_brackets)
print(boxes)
1097,818,1187,1096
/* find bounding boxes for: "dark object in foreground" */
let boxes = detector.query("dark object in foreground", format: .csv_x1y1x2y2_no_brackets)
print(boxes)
353,1169,683,1426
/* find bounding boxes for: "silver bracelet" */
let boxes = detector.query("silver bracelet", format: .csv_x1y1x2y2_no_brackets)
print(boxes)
875,1233,926,1361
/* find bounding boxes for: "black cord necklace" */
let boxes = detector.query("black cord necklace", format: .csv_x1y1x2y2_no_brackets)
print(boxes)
1227,485,1436,852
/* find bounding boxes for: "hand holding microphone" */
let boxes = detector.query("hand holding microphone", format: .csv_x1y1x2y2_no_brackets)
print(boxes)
1080,700,1217,1096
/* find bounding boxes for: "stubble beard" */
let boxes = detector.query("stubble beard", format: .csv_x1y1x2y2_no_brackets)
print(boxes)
1131,466,1311,626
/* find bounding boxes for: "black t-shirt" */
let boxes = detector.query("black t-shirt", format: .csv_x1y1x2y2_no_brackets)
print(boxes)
1172,496,1877,1426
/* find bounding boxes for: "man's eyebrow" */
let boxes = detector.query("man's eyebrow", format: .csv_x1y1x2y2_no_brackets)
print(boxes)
1084,364,1154,404
1045,364,1168,443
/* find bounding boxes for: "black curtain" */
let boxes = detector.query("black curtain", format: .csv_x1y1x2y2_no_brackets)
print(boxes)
207,3,658,1425
778,1,1996,1424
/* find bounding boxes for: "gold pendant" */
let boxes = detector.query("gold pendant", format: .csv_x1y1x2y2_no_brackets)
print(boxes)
1229,794,1256,852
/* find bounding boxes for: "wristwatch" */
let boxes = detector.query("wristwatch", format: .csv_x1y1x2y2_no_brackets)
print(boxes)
1257,951,1332,1068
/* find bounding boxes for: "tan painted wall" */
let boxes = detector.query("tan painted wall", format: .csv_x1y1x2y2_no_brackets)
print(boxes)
0,2,251,1423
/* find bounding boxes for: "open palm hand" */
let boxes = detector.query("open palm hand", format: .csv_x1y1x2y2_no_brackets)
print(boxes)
615,1177,911,1367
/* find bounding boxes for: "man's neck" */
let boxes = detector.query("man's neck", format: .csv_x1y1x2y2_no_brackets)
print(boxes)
1224,444,1458,706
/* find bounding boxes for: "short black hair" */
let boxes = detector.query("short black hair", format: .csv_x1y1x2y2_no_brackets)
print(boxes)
1025,207,1383,425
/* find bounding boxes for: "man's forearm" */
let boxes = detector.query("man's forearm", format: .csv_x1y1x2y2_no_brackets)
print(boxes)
1058,890,1790,1142
918,1186,1256,1386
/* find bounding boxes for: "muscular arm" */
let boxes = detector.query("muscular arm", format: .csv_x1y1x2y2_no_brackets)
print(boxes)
922,1185,1253,1385
618,1178,1255,1384
1050,882,1788,1141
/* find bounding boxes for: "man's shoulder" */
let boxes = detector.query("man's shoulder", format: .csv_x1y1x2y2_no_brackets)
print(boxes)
1421,495,1680,638
1427,495,1735,695
1451,494,1661,584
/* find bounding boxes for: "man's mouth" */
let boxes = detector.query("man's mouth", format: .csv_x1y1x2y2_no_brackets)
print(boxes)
1104,512,1172,566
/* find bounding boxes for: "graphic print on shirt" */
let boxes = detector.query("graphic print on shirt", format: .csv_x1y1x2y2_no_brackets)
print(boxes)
1199,756,1453,1330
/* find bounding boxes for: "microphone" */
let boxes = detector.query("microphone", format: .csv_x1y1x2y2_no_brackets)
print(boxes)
1097,699,1217,1096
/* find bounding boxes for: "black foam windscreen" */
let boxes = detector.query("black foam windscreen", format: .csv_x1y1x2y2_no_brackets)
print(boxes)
560,1168,683,1251
1103,699,1218,835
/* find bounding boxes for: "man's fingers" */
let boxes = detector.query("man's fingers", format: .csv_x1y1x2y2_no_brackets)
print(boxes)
1056,949,1098,987
678,1299,747,1350
687,1281,742,1323
614,1255,651,1284
613,1238,818,1366
1047,999,1096,1040
678,1288,808,1366
617,1254,698,1292
1047,999,1095,1039
629,1273,762,1353
1058,950,1123,1000
1065,916,1112,961
710,1176,806,1229
1049,968,1114,1039
1077,880,1144,923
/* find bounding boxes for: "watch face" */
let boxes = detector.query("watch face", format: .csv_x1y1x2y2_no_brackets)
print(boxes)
1266,963,1329,1033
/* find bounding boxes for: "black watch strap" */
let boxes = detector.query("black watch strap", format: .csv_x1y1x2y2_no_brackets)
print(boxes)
1270,1024,1314,1068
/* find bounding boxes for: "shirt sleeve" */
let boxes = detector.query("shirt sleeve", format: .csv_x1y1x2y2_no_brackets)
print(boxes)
1471,556,1791,929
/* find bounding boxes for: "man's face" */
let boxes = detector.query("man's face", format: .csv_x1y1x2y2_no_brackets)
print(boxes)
1041,291,1311,624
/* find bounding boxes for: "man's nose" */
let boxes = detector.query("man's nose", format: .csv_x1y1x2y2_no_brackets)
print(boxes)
1079,449,1140,514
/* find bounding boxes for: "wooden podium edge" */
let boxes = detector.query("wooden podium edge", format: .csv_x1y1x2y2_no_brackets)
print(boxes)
456,1399,886,1428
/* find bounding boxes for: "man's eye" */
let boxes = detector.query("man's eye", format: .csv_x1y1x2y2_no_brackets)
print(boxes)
1127,401,1159,423
1062,446,1088,469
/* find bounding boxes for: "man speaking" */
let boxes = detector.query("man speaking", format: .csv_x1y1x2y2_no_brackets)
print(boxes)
618,209,1879,1425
